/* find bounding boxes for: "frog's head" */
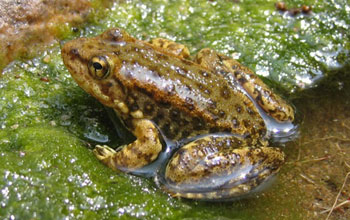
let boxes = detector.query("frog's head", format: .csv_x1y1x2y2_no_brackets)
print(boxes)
61,28,133,108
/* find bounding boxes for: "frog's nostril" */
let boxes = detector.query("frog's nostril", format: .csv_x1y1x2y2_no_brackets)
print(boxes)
70,48,79,56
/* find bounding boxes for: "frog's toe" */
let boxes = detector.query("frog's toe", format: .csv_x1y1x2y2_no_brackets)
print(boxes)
158,136,285,201
93,145,117,161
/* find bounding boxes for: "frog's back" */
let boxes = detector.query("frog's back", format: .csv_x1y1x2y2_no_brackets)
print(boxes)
62,28,266,141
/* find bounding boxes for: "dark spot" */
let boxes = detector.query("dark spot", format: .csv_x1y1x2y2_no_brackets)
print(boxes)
164,84,175,95
247,150,252,157
132,46,139,52
184,85,192,92
175,67,188,76
210,113,219,121
258,127,266,136
196,56,203,64
101,82,112,94
207,99,217,109
232,117,240,128
218,70,229,76
231,65,239,70
169,125,179,139
234,70,241,77
143,153,155,163
156,53,169,60
209,127,220,133
256,148,266,158
199,70,210,77
153,111,164,124
149,66,161,77
193,117,205,130
170,109,179,119
219,110,226,117
136,87,152,97
254,88,263,105
179,118,189,127
156,39,165,47
243,120,251,128
181,130,190,139
246,107,254,115
325,179,338,192
197,83,204,90
238,76,248,84
175,148,186,158
162,122,174,138
221,86,231,99
158,101,171,108
123,69,132,78
223,127,232,133
70,48,79,56
236,105,242,113
130,103,139,111
204,89,211,95
216,54,224,62
185,97,195,110
112,76,127,95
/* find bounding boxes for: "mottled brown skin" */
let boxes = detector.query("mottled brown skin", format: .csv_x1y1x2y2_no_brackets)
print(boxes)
61,28,295,200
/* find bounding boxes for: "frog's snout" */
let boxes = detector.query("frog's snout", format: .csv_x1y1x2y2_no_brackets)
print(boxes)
62,41,81,62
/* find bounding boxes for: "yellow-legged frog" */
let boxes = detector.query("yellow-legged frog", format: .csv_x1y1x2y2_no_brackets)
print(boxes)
61,28,296,200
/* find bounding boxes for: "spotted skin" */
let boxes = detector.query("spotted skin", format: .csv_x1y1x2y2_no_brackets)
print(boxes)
163,135,284,200
195,48,294,122
61,28,295,200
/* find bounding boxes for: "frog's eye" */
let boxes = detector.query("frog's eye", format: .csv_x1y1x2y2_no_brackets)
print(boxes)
88,56,110,79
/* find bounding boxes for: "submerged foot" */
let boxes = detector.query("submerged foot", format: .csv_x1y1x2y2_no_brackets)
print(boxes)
93,145,117,161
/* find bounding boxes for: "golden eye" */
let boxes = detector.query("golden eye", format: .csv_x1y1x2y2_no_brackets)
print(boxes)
88,56,110,79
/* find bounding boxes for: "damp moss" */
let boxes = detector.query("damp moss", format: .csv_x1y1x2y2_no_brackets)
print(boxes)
0,0,349,219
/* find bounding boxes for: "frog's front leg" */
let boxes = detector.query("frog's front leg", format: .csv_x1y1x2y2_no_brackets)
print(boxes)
93,119,163,172
195,48,294,122
159,135,284,200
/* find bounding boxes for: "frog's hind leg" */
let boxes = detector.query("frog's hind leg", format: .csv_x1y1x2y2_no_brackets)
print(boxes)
149,38,190,59
158,135,284,200
93,119,163,172
195,48,294,122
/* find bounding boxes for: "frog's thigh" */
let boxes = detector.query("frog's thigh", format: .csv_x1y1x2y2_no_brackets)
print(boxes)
150,38,190,59
195,48,294,122
93,119,162,172
161,135,284,200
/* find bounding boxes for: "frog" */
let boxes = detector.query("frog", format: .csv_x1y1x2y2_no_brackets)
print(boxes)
61,28,296,201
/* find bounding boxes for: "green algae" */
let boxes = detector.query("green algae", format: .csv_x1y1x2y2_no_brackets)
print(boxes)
1,0,349,219
86,0,349,92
